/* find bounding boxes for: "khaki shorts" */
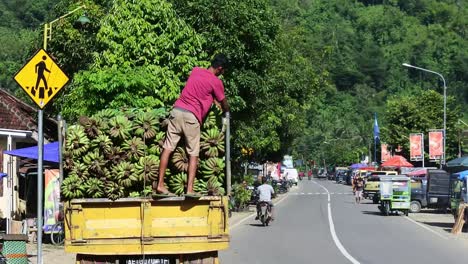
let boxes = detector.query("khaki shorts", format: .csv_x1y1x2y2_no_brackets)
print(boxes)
163,108,200,156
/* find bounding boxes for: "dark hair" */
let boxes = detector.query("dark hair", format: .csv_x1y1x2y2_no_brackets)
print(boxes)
261,176,267,184
211,54,229,69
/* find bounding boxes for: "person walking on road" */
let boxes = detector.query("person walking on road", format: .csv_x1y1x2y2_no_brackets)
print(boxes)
354,176,365,204
154,54,230,197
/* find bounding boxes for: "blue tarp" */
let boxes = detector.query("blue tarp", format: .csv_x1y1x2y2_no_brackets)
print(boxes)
455,170,468,180
4,142,59,163
350,163,368,169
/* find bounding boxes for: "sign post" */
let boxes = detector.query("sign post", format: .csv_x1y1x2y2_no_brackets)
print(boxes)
13,48,69,264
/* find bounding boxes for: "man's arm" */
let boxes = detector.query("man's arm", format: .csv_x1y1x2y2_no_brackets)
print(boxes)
219,98,230,113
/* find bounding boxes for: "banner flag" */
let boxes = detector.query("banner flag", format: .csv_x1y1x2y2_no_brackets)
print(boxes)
381,144,391,162
410,133,424,161
373,113,380,142
429,130,444,161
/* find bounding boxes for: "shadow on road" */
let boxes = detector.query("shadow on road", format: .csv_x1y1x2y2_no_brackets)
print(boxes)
249,223,268,227
361,210,383,216
421,221,453,229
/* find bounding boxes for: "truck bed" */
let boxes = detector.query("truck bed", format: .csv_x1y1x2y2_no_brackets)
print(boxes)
64,196,229,256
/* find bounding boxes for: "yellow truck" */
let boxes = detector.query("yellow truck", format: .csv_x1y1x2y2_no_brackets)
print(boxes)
64,196,229,263
63,113,233,264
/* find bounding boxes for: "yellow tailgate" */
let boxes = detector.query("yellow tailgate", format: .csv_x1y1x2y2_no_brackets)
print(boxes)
365,181,380,192
65,196,229,255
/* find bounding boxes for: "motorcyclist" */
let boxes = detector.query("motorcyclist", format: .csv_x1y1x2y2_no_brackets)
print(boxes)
255,176,275,221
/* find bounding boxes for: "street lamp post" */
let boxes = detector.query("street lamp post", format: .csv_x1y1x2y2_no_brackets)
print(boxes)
37,6,89,264
402,63,447,167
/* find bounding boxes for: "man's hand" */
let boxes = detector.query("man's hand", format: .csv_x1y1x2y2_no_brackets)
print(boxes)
220,98,230,113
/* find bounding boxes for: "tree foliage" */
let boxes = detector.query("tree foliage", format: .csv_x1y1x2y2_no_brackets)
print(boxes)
0,0,466,165
60,0,207,118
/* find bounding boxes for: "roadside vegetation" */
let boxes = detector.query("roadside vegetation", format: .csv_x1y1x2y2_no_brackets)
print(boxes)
1,0,466,168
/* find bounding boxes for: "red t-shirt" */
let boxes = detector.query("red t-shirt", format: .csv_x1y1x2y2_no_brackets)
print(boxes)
174,67,225,124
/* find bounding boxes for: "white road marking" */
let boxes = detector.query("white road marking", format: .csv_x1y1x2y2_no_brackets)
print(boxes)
230,193,289,230
313,181,361,264
403,216,448,240
308,192,313,195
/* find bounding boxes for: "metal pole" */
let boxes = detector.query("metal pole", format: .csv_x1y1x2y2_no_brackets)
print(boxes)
37,110,44,264
58,115,64,184
422,133,425,168
443,80,446,166
225,112,231,196
374,138,377,163
402,63,447,166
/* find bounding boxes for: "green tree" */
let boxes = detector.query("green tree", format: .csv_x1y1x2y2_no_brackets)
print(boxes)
383,89,462,161
60,0,207,119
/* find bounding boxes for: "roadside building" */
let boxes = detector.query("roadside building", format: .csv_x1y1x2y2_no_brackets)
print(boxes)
0,88,57,232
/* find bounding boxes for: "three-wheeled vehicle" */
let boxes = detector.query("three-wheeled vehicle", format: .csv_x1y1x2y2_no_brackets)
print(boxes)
379,175,411,216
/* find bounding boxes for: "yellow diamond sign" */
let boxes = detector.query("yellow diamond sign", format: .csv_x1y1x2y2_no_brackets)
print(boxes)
14,49,70,109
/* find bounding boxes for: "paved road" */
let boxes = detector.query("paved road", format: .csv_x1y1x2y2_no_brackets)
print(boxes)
220,179,468,264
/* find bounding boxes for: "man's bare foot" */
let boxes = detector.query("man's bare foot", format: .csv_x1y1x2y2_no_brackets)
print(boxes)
156,186,170,194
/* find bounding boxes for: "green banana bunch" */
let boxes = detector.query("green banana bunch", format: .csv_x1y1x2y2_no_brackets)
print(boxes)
172,147,188,172
206,176,225,195
169,172,187,195
68,161,89,180
200,128,225,158
106,146,127,166
194,179,207,194
122,137,146,161
79,116,108,139
133,111,159,140
134,155,160,182
61,175,85,200
200,157,225,183
91,134,113,155
63,150,74,170
84,178,105,198
111,161,136,187
65,125,90,156
105,181,125,201
82,149,107,176
129,191,141,198
203,111,217,129
109,115,132,140
206,176,225,196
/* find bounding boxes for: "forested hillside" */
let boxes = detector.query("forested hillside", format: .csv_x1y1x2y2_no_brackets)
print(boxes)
0,0,466,166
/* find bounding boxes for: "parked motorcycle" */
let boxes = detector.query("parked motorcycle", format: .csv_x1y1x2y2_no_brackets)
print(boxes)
258,201,272,226
272,179,288,194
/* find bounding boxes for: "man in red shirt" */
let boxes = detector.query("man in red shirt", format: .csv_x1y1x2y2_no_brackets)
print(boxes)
155,54,230,196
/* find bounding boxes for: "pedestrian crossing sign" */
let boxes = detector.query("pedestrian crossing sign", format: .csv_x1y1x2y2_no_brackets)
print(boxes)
13,49,70,109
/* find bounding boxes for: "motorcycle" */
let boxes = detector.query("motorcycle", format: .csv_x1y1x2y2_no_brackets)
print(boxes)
258,201,272,226
272,180,287,194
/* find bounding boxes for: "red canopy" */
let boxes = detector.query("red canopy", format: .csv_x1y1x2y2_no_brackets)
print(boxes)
381,155,414,168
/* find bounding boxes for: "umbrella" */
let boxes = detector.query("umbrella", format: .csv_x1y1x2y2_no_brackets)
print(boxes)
446,156,468,167
350,163,367,169
407,168,427,176
381,155,414,168
4,142,59,163
455,170,468,180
